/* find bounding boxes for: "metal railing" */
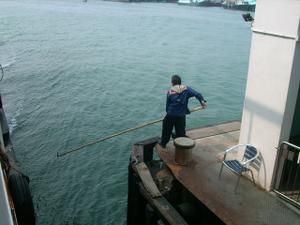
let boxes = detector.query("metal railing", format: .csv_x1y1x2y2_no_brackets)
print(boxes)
273,141,300,208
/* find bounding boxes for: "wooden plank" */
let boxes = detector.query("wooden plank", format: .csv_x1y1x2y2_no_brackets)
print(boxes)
139,183,189,225
135,162,162,198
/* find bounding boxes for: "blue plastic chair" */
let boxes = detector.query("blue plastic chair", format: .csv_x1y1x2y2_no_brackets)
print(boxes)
219,144,259,192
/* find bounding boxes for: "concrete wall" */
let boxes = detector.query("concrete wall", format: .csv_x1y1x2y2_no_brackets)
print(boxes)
239,0,300,190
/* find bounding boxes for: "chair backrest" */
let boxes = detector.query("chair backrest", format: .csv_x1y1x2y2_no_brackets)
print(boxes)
243,145,257,160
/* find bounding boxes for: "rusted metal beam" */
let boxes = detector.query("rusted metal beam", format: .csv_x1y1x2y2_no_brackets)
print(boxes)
136,162,162,198
138,183,189,225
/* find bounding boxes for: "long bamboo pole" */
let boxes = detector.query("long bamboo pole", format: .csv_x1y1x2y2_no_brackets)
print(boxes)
57,106,205,157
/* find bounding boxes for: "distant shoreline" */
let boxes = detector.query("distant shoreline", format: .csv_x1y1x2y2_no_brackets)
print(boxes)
102,0,178,3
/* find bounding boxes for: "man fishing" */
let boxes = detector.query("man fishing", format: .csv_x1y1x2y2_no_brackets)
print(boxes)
57,75,206,157
159,75,207,148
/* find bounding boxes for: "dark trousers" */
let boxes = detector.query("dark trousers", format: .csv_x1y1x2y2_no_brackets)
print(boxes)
160,114,186,147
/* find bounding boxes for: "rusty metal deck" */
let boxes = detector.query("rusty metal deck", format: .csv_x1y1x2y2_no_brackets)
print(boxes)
156,121,300,225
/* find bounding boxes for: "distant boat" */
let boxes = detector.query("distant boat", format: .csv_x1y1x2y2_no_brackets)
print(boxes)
196,0,222,7
177,0,192,5
223,0,256,12
178,0,222,6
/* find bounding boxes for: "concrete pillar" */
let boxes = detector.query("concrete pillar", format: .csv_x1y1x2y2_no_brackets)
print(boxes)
239,0,300,190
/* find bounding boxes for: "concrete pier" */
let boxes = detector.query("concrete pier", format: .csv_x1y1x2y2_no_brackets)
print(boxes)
156,121,299,225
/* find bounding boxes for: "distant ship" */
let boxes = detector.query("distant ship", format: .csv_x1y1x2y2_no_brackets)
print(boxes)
196,0,222,7
223,0,256,12
177,0,192,5
178,0,222,6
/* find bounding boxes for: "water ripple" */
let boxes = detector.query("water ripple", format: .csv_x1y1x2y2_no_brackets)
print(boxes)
0,1,251,225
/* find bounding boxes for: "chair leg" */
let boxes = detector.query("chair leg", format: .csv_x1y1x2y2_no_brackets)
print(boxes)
249,170,256,186
219,163,224,179
234,174,241,193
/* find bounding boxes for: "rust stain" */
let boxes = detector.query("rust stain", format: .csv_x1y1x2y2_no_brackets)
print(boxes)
156,143,245,225
153,124,299,225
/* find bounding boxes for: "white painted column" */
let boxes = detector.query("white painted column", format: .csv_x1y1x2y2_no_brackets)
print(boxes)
239,0,300,190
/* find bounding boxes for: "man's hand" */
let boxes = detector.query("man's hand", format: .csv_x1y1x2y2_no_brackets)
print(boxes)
201,101,207,109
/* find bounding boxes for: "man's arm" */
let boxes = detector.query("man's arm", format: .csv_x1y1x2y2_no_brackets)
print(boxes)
187,86,207,109
165,93,170,112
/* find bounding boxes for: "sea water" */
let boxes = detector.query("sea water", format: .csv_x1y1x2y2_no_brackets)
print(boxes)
0,1,251,224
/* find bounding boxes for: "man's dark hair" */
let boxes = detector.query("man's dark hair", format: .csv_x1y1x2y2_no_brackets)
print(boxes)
172,75,181,85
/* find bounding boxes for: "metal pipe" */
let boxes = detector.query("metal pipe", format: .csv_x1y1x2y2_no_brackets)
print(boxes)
273,141,300,207
281,141,300,151
252,29,298,40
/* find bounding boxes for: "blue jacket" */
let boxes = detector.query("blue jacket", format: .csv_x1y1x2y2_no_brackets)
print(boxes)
166,85,205,117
